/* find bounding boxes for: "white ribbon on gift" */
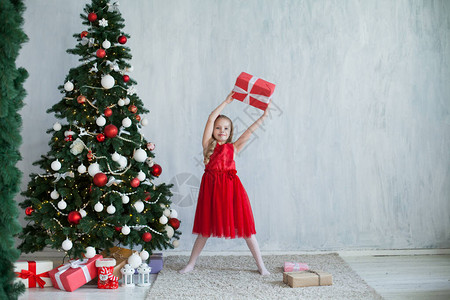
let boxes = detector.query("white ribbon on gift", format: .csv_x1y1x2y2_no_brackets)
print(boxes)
54,259,91,291
232,75,272,105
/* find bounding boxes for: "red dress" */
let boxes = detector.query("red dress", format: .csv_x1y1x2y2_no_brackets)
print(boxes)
192,143,256,238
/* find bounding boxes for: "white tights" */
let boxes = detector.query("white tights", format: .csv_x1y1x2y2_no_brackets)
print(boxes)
179,235,270,275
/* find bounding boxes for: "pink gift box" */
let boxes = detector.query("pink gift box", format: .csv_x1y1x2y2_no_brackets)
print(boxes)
48,254,102,292
232,72,276,110
284,262,309,272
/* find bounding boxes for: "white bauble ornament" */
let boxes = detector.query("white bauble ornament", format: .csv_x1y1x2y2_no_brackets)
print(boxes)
121,195,130,204
122,117,132,128
85,246,96,258
117,99,125,106
121,225,130,235
77,164,87,174
165,225,174,238
62,238,73,251
50,189,60,199
140,249,149,261
107,204,116,214
64,81,74,91
123,97,130,105
141,118,148,126
172,240,180,248
79,209,87,218
88,163,101,177
96,116,106,127
118,156,127,168
159,215,168,225
81,37,88,45
102,40,111,49
53,122,62,131
133,149,147,162
137,171,146,181
170,209,178,219
128,252,142,269
101,74,115,89
51,160,61,171
94,202,104,212
111,152,120,161
163,208,171,217
134,200,144,213
57,200,67,210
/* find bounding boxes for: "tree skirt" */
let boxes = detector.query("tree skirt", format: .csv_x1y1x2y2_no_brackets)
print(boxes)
147,253,382,299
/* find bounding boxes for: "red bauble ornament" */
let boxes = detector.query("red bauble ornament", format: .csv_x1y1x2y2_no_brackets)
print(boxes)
77,95,86,104
142,232,152,242
96,133,105,142
115,226,122,232
64,135,73,142
25,207,34,216
88,12,97,22
128,105,137,114
80,31,89,38
123,75,130,82
118,35,127,44
87,150,94,161
68,211,82,225
93,173,108,187
104,124,118,138
130,177,140,188
104,108,112,117
135,115,141,121
169,218,180,229
144,192,151,201
96,49,106,58
151,164,162,177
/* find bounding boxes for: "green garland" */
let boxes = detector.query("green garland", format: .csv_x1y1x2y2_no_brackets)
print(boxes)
0,0,28,298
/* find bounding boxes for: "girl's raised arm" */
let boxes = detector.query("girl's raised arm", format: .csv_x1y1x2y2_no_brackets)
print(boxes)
233,103,271,153
202,92,234,149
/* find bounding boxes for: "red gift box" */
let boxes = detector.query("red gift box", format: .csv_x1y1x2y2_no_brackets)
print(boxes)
232,72,276,110
48,254,102,292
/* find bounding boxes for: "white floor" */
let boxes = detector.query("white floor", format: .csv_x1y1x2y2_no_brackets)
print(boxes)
18,250,450,300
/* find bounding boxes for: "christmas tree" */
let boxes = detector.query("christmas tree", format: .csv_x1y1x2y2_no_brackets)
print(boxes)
1,0,28,298
19,0,181,259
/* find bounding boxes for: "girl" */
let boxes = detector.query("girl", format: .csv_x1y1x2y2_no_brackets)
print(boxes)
180,92,270,275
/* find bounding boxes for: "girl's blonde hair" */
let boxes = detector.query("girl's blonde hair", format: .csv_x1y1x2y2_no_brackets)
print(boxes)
203,115,234,165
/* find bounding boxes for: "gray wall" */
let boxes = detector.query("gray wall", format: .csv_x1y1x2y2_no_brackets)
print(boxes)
17,0,450,252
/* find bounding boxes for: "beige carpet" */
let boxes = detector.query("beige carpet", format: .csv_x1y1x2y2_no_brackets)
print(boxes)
147,253,383,299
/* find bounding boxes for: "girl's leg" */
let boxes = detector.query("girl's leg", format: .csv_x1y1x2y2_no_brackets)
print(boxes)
244,235,270,275
179,235,209,274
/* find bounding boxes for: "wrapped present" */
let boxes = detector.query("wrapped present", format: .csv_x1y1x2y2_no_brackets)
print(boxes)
284,262,309,272
96,258,119,289
14,260,53,288
48,254,102,292
283,270,332,288
99,246,133,279
148,253,163,274
232,72,276,110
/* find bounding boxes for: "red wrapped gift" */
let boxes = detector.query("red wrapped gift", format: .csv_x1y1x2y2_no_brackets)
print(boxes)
14,260,53,288
48,254,102,292
232,72,276,110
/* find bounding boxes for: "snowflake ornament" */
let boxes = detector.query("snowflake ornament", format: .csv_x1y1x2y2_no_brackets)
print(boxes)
127,86,137,95
90,62,98,73
99,18,108,27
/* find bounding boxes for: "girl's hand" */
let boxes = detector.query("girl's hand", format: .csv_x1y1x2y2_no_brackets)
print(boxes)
262,101,271,117
225,92,234,104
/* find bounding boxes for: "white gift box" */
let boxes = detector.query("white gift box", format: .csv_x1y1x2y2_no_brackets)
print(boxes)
14,260,53,288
